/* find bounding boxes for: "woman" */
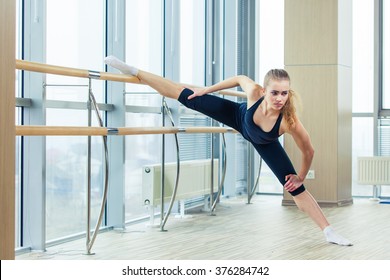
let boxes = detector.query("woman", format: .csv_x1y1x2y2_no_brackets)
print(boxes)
105,55,352,246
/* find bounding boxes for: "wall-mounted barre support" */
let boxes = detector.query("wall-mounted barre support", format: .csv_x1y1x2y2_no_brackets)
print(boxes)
84,77,110,255
247,157,263,204
159,100,180,232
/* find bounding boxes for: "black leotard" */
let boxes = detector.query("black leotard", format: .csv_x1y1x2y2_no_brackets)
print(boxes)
241,96,283,145
178,88,305,196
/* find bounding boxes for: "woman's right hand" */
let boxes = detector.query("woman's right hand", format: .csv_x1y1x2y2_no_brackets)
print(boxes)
187,87,209,100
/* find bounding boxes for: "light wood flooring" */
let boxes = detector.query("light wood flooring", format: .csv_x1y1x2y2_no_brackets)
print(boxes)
16,195,390,260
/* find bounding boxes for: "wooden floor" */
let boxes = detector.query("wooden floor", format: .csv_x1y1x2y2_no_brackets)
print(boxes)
16,195,390,260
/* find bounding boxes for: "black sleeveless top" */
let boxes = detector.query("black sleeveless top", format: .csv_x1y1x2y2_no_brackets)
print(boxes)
241,96,283,144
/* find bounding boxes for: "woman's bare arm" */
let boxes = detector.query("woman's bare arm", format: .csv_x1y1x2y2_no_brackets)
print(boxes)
187,75,263,102
283,119,315,192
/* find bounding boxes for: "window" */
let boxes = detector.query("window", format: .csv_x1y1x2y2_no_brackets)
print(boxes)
379,1,390,197
383,0,390,109
178,0,210,161
124,0,164,222
15,0,22,249
45,0,105,241
257,0,285,194
351,0,374,197
15,110,22,248
179,0,206,86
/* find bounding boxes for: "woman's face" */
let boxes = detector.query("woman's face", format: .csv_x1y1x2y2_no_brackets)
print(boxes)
264,79,290,111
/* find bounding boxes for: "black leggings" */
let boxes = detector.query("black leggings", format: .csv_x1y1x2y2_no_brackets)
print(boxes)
178,88,305,196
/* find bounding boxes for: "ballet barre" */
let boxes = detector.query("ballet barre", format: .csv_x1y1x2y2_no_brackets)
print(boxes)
16,59,247,98
15,59,257,256
15,125,237,136
16,59,141,84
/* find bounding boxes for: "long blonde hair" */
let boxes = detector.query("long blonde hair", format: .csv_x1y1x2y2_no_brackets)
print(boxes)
263,69,299,130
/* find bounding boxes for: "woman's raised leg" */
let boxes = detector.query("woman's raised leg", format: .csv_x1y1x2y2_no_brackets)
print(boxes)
105,55,184,99
104,55,244,131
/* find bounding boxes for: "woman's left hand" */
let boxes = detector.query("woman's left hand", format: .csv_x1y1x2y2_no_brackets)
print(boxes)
187,87,208,100
284,174,304,192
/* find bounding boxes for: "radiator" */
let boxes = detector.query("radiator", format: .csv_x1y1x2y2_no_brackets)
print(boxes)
357,157,390,185
142,159,219,206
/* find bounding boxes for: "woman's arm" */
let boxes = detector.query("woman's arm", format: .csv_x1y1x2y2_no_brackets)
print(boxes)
283,119,315,192
187,75,263,102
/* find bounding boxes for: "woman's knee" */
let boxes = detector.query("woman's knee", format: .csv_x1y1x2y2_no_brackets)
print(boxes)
291,188,307,212
178,88,195,108
289,185,306,197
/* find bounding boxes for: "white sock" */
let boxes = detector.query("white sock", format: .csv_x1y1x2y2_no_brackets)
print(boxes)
323,226,353,246
104,55,139,76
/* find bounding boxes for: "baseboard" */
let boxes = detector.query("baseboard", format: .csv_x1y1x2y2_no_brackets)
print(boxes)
282,198,354,207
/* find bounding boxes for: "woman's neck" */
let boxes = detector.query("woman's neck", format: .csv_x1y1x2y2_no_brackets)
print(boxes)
260,99,280,117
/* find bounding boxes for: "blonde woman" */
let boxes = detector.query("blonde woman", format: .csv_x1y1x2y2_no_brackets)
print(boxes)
105,56,352,246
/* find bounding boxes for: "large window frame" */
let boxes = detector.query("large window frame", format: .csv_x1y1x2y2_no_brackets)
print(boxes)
15,0,230,252
380,0,390,113
376,0,390,197
16,0,389,254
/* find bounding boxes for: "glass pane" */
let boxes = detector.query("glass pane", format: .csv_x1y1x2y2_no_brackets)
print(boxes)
352,0,374,113
352,117,374,197
45,79,89,102
383,0,390,109
257,0,284,194
125,112,161,222
180,0,205,85
46,108,104,241
46,0,104,102
15,0,21,97
44,0,106,241
258,0,284,78
178,1,212,165
381,185,390,198
125,0,163,94
124,1,165,222
379,119,390,156
15,109,21,248
15,0,22,248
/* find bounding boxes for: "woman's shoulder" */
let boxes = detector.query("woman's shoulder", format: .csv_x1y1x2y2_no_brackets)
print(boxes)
282,116,306,136
247,94,264,109
247,86,263,104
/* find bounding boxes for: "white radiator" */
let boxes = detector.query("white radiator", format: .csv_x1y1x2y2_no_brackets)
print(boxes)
357,157,390,185
142,159,219,206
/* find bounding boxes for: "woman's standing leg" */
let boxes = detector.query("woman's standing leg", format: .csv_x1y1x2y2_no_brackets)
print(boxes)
292,191,352,245
253,141,352,246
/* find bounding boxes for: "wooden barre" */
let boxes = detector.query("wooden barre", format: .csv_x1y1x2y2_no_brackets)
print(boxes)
15,59,141,84
15,126,107,136
15,125,237,136
16,59,247,98
218,90,247,99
